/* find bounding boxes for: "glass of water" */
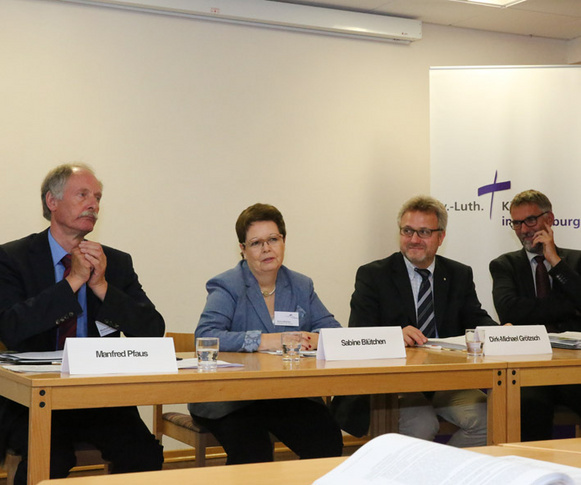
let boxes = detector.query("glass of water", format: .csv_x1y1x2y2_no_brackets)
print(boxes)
281,332,302,362
465,329,484,356
196,337,219,372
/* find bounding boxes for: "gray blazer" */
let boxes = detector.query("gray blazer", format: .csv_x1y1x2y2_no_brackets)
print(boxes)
189,260,340,419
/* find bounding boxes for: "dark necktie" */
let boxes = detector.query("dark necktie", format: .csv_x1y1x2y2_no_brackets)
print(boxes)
57,254,77,350
415,268,436,338
534,255,550,299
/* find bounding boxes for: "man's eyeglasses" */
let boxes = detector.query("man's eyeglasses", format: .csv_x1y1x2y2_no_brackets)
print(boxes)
508,211,549,229
399,227,443,239
243,234,284,251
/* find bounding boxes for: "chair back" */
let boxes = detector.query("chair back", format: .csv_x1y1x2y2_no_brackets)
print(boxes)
166,332,196,352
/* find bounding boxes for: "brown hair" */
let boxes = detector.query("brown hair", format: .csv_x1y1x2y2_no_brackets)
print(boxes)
235,203,287,244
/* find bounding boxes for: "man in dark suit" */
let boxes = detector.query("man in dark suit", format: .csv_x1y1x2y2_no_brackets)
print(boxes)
490,189,581,441
347,195,496,447
0,164,165,484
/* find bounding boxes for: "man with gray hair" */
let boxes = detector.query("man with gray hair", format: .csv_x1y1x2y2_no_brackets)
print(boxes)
490,189,581,441
0,163,165,484
338,195,496,447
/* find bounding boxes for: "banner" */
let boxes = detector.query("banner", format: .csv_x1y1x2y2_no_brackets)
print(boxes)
430,65,581,320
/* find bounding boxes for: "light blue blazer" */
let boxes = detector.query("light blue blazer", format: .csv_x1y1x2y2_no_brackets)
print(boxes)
189,260,340,419
194,260,340,351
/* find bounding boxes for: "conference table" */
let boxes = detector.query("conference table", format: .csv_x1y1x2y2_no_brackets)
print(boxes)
37,439,581,485
0,347,508,484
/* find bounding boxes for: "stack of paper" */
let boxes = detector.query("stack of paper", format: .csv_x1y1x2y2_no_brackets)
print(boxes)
423,335,467,351
0,350,63,365
314,433,581,485
548,332,581,350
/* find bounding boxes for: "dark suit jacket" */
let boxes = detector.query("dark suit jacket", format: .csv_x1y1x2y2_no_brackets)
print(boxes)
0,229,165,459
489,247,581,332
332,252,496,437
349,252,496,334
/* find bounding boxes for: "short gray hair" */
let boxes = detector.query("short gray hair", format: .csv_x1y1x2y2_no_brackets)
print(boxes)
397,195,448,231
510,189,552,212
41,163,101,221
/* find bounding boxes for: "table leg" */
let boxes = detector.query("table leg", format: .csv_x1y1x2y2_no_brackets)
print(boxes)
28,388,52,485
152,404,164,441
506,368,521,442
369,394,398,438
488,369,507,445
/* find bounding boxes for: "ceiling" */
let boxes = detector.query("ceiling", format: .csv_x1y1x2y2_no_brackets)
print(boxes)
273,0,581,41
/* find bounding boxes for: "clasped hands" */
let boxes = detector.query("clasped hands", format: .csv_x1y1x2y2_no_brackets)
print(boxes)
65,240,108,300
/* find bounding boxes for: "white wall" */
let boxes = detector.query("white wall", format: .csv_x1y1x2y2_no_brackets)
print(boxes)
0,0,569,332
567,37,581,64
0,0,571,450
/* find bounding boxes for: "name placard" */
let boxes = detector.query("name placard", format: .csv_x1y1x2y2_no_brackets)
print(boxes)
317,327,406,361
62,337,178,375
479,325,552,356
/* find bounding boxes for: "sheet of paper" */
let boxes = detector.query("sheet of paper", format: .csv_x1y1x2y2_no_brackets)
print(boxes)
3,364,62,373
551,331,581,340
425,336,467,350
2,350,63,361
313,433,575,485
177,359,243,369
261,350,317,357
502,456,581,483
548,332,581,349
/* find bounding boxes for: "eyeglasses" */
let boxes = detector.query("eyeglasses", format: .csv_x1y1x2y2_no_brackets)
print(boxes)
508,211,549,229
243,234,284,251
399,227,443,239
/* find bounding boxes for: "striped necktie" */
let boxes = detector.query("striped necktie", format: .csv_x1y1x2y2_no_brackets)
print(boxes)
415,268,436,338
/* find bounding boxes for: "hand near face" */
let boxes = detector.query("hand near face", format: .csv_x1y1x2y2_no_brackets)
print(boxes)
402,325,428,347
78,240,108,300
533,222,560,266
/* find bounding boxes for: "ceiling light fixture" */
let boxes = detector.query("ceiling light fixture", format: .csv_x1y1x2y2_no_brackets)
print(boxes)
450,0,527,7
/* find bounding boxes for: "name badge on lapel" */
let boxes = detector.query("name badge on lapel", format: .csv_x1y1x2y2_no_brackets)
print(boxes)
274,311,299,327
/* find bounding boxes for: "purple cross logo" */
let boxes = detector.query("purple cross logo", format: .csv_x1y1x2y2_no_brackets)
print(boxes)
478,171,511,219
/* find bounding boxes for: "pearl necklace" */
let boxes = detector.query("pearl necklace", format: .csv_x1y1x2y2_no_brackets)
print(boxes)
261,286,276,297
